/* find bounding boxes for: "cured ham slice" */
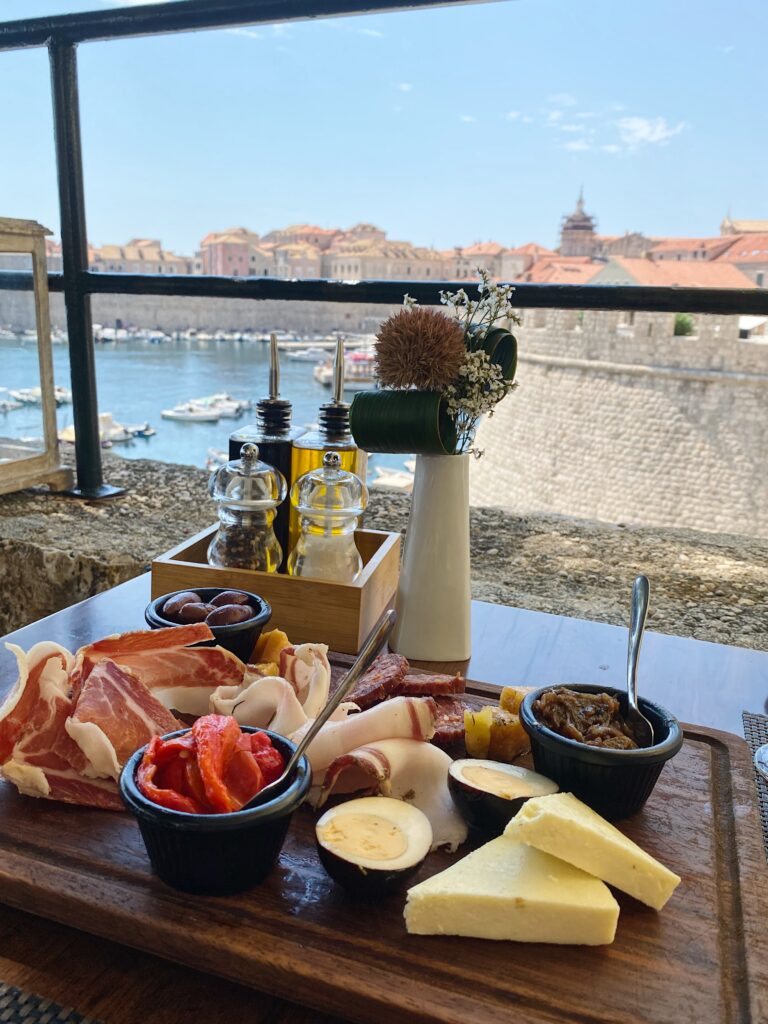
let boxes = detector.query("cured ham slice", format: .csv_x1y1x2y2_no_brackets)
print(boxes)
317,738,468,852
278,643,331,719
70,623,214,697
290,695,437,778
70,624,246,717
0,642,122,810
65,659,181,781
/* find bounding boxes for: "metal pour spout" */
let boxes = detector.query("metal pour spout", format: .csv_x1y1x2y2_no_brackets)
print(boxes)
269,332,280,400
333,338,345,404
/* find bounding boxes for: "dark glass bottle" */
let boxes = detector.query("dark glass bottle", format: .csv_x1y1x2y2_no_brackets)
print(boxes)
228,335,304,571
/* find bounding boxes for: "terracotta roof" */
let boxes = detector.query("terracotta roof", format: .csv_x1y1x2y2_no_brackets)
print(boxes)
523,257,601,284
724,219,768,233
280,224,339,235
599,258,755,288
507,242,556,256
649,237,733,255
458,241,506,257
714,233,768,263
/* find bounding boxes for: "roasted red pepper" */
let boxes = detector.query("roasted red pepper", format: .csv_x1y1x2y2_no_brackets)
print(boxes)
137,716,284,814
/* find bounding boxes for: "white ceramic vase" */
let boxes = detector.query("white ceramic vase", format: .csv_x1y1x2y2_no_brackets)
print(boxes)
390,452,471,661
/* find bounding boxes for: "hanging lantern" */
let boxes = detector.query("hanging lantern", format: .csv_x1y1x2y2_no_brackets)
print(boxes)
0,217,73,495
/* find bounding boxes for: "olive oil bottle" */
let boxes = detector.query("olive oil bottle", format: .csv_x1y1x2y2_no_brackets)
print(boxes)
288,338,367,550
228,334,304,571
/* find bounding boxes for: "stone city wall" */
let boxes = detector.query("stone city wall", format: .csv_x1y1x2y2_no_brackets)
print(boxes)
470,310,768,538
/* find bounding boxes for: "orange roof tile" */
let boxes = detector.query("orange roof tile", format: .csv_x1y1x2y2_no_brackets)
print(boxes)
524,257,601,284
714,233,768,263
602,258,755,288
649,237,733,255
507,242,556,256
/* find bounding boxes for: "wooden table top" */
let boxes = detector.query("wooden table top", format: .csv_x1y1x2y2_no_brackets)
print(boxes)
0,574,766,1024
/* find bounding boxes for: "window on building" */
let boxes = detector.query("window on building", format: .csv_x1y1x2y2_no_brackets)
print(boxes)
757,272,765,287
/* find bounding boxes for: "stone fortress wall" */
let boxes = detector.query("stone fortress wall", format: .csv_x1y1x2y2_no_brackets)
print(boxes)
469,309,768,538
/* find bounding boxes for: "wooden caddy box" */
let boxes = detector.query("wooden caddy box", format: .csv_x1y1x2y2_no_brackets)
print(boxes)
151,525,401,655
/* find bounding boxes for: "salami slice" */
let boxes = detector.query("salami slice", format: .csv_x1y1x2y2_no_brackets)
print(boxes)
392,671,465,698
431,695,466,747
343,652,409,710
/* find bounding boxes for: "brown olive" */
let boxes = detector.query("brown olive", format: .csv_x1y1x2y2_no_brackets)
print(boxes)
209,590,252,607
206,604,255,627
177,602,215,623
162,591,202,619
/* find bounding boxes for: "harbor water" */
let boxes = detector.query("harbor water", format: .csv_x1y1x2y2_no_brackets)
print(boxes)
0,338,408,478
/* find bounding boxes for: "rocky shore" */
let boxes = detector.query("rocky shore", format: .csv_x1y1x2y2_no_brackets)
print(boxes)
0,453,765,650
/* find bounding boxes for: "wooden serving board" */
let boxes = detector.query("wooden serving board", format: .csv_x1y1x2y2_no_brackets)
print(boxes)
0,681,765,1024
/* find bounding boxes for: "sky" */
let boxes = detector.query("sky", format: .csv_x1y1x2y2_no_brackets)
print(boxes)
0,0,766,255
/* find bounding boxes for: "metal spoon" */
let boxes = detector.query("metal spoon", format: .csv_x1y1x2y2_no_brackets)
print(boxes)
242,608,397,809
755,744,768,783
626,574,655,748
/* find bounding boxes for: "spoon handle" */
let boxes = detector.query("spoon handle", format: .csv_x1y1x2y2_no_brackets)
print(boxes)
283,608,397,778
627,575,650,710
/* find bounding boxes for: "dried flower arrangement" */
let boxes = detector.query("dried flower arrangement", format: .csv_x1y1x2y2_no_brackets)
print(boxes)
350,268,520,455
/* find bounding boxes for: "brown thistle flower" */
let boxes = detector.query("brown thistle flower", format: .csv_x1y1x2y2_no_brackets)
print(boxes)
375,307,466,390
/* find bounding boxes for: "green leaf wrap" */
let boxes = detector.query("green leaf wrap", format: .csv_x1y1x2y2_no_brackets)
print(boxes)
349,390,458,455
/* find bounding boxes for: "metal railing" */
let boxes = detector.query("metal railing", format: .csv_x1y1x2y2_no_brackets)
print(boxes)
1,0,766,496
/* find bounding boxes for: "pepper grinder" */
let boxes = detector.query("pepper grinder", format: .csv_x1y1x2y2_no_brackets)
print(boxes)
208,442,287,573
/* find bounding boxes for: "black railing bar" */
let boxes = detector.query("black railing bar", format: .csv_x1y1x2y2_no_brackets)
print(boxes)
2,270,766,316
0,0,495,50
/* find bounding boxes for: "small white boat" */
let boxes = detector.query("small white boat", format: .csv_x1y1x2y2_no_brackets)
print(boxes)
313,351,377,392
10,386,72,406
127,423,156,438
0,400,22,413
161,403,220,422
59,412,135,446
189,393,252,418
370,465,415,493
286,346,331,362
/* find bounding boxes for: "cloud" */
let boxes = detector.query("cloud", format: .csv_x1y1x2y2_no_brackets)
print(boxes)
560,124,584,133
549,92,577,107
522,115,534,124
577,111,596,119
609,103,626,112
459,114,477,123
358,27,384,37
601,144,622,154
547,110,564,124
228,28,263,40
506,111,521,120
563,140,590,152
396,82,413,92
722,44,735,53
616,116,687,146
272,24,291,37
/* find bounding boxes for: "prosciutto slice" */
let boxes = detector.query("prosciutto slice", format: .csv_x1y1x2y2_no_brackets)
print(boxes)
290,695,436,779
211,676,309,736
65,659,181,780
0,642,122,810
317,738,468,852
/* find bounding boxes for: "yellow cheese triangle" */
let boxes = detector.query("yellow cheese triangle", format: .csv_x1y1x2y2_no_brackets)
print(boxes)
405,836,618,945
505,792,681,910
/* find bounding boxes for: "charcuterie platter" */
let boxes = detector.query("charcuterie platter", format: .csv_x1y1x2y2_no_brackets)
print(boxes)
0,617,765,1024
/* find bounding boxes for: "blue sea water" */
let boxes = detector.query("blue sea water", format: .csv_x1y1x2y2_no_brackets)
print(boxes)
0,338,407,476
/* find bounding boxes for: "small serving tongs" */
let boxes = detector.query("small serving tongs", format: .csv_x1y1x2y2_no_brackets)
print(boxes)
242,608,397,810
626,575,655,748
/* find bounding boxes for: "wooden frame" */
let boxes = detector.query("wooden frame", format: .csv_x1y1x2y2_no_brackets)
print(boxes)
152,526,401,654
0,217,72,495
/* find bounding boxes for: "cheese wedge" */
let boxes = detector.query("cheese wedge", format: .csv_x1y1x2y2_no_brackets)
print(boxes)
505,792,680,910
404,836,619,945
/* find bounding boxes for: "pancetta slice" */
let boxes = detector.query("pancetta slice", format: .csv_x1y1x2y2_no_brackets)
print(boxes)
278,643,331,719
290,695,437,778
0,642,122,810
211,676,309,736
317,738,468,852
65,659,181,781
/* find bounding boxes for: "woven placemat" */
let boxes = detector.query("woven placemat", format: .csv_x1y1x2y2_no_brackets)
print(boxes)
742,711,768,861
0,984,103,1024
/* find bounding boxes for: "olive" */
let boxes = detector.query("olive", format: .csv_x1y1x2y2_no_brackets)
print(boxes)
177,602,215,623
162,591,202,619
206,604,255,627
209,590,252,608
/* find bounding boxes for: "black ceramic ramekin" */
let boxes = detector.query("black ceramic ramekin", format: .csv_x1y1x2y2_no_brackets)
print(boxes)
145,588,271,663
120,727,310,895
519,684,683,819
